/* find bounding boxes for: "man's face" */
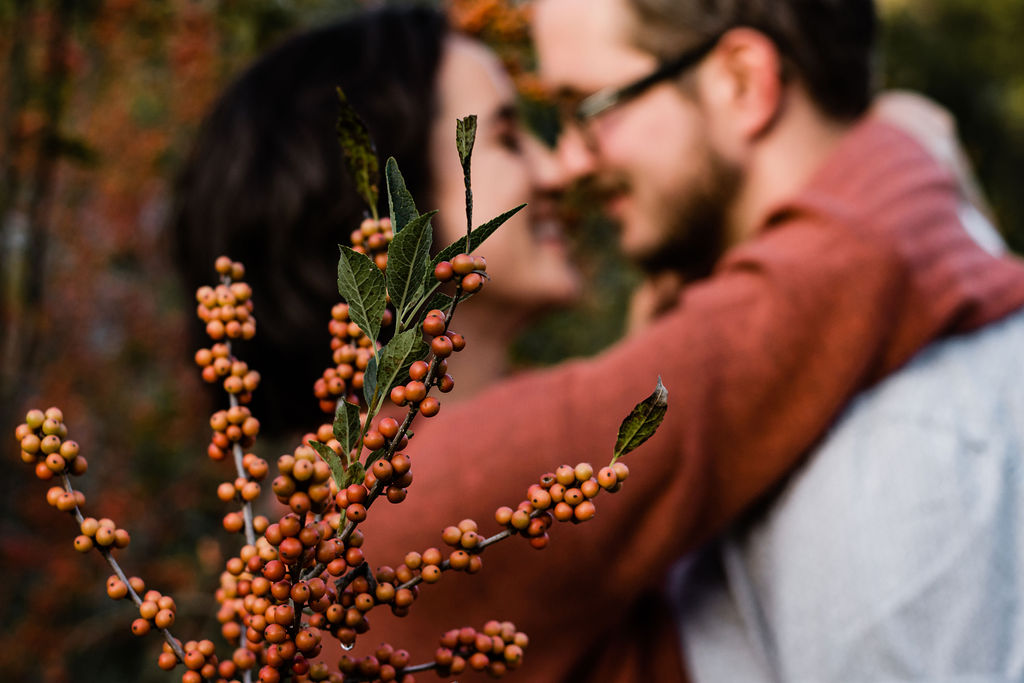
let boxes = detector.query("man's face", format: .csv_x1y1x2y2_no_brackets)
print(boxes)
534,0,740,277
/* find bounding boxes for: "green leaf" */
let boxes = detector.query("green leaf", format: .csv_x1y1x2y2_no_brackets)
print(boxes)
363,355,378,415
342,461,366,489
385,157,418,234
612,377,669,463
456,115,477,173
364,448,387,467
309,440,348,490
336,87,379,216
426,204,526,287
333,400,362,457
422,291,454,316
386,210,437,325
365,329,424,414
337,245,386,344
393,338,430,392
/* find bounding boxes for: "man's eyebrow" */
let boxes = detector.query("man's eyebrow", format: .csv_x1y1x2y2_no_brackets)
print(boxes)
552,86,586,102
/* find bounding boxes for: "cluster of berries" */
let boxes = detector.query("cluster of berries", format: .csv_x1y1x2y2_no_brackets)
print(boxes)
432,621,527,679
207,405,260,462
217,452,271,505
72,515,130,553
316,302,383,412
16,407,86,483
195,257,256,342
270,441,337,516
194,256,261,402
338,642,413,683
196,343,262,398
349,216,394,271
351,447,414,505
388,317,461,419
438,519,486,574
433,252,487,294
494,461,630,549
129,588,178,636
156,638,230,683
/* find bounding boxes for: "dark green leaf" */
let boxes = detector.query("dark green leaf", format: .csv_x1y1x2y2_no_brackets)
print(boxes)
337,245,386,344
365,329,423,414
363,355,378,415
387,210,437,324
385,157,418,234
456,115,477,173
309,440,348,490
422,291,454,316
456,116,477,242
342,461,366,489
364,448,386,467
336,87,379,215
333,400,362,457
427,204,526,287
612,377,668,463
393,338,429,393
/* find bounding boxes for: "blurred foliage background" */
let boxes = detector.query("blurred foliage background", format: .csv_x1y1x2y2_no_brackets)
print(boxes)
0,0,1020,681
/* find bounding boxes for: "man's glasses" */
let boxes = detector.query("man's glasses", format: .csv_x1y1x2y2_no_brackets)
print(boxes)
557,34,722,147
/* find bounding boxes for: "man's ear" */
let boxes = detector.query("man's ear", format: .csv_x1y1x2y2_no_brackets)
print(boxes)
699,28,784,141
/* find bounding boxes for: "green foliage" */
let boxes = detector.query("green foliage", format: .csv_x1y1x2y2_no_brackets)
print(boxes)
387,210,437,325
337,245,386,346
336,87,380,219
881,0,1024,249
456,114,478,174
385,157,419,235
362,329,427,418
332,399,362,458
612,377,668,464
308,439,349,488
427,203,527,286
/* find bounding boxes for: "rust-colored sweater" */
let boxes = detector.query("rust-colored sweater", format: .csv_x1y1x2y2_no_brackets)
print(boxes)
355,119,1024,681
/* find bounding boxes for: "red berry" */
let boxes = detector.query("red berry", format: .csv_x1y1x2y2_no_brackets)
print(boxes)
461,272,484,293
408,361,429,381
419,397,440,417
434,261,454,282
422,315,446,336
431,335,453,358
452,253,475,275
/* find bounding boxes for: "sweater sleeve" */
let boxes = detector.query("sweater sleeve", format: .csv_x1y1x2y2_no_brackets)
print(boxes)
354,217,911,681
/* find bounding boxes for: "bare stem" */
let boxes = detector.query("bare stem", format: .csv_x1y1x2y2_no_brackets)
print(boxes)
59,474,196,675
394,525,517,593
221,274,257,549
345,660,438,682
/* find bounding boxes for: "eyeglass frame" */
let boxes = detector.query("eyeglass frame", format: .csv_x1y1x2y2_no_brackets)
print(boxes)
565,33,724,133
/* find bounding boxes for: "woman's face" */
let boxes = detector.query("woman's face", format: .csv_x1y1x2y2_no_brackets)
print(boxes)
429,36,580,313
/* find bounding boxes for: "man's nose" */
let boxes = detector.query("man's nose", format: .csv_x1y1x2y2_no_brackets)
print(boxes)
554,124,599,183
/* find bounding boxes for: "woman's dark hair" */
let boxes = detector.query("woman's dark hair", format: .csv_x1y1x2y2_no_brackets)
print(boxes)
171,6,448,436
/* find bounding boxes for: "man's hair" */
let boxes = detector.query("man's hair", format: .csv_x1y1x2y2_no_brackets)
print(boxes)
625,0,877,119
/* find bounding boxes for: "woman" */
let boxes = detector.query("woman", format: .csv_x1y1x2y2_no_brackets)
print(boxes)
171,6,579,436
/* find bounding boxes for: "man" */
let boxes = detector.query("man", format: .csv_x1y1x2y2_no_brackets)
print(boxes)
358,0,1024,680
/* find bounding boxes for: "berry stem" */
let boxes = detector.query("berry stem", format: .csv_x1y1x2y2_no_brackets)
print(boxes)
399,281,442,331
393,525,517,593
220,272,257,549
344,660,438,683
229,393,256,548
58,473,194,673
403,661,439,674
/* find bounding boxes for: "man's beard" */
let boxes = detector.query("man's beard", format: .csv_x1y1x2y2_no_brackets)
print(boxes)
633,151,741,281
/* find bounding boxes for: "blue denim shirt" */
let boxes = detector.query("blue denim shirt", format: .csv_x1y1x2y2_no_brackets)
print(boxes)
673,306,1024,682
